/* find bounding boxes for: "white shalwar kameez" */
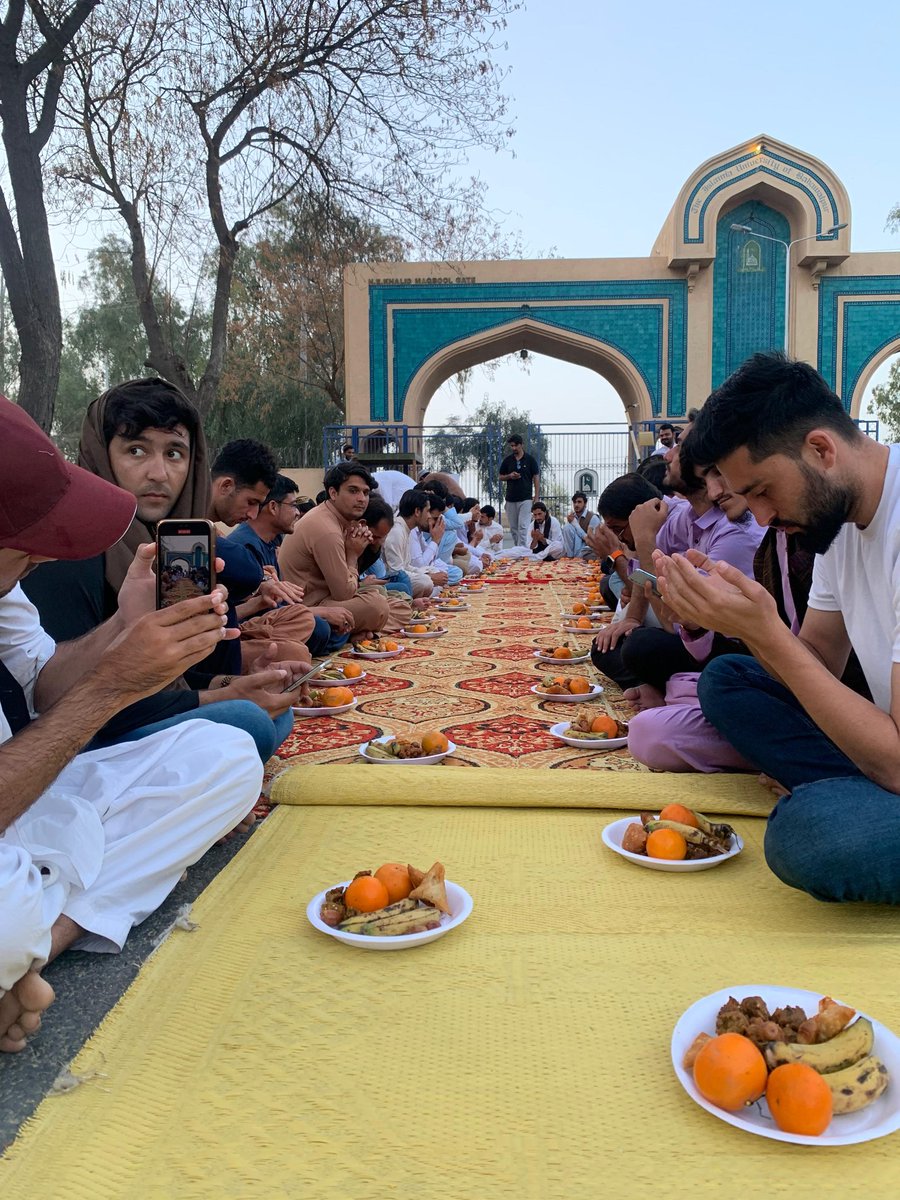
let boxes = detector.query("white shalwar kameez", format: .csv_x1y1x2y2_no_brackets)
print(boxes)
0,585,263,992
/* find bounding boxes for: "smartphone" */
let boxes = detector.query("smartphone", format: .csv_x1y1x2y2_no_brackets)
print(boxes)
629,567,661,598
281,658,334,694
156,519,216,609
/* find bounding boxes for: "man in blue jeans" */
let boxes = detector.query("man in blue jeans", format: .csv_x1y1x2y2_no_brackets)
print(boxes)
653,351,900,904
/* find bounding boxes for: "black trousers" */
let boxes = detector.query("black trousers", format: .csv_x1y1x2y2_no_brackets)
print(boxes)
591,626,703,692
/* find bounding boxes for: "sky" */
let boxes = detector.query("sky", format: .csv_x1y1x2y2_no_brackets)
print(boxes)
425,0,900,429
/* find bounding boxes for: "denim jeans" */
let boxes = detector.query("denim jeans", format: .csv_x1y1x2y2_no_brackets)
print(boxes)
698,655,900,904
96,699,295,764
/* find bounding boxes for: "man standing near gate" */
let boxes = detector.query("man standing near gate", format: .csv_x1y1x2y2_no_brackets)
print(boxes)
499,434,540,548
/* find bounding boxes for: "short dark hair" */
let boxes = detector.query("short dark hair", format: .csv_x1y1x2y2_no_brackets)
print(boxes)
363,494,394,528
531,500,549,515
691,352,860,465
101,377,199,445
398,488,430,518
572,491,588,504
323,460,375,494
674,432,704,495
265,474,299,505
296,497,316,515
686,407,701,423
481,504,496,519
507,433,523,446
461,497,479,513
598,473,662,519
211,439,278,490
636,454,670,495
427,494,447,514
315,490,328,505
420,477,449,500
341,442,354,452
446,494,465,512
658,422,675,434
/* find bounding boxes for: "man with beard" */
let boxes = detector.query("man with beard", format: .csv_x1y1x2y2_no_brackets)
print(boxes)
561,491,601,559
654,352,899,904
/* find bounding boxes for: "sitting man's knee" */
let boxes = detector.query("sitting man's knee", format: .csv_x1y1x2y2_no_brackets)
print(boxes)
697,654,749,712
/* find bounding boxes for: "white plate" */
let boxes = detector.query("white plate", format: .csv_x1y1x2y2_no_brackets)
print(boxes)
359,735,457,765
550,721,628,749
408,615,436,625
533,650,592,664
459,585,488,594
350,647,405,659
530,683,605,702
311,671,367,687
306,880,473,951
560,611,599,620
671,985,900,1146
601,816,744,872
400,628,448,639
561,624,605,634
292,698,357,718
590,604,612,612
438,603,470,612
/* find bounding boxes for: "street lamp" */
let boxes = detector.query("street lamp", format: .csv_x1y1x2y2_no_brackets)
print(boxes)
730,221,848,353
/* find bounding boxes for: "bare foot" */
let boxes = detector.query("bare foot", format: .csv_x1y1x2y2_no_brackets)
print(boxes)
0,971,55,1052
623,684,666,711
758,772,789,798
216,809,257,844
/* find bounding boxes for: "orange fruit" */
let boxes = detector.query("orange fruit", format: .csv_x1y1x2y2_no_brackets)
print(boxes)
374,863,413,903
344,875,390,913
552,675,568,687
409,624,428,633
342,661,363,678
421,730,450,755
658,803,700,828
383,640,399,651
645,828,687,860
552,647,572,659
766,1063,832,1136
323,686,354,707
693,1033,768,1112
572,601,587,614
590,714,619,737
576,617,592,628
568,677,591,694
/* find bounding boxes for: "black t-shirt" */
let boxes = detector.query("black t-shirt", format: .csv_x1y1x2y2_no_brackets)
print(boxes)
499,452,539,502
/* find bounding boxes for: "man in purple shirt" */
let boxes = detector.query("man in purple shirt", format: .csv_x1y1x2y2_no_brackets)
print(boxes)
591,435,764,697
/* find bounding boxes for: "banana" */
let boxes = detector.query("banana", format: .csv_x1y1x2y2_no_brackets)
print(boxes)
364,742,397,760
691,810,736,841
643,819,729,856
764,1016,874,1074
823,1054,890,1115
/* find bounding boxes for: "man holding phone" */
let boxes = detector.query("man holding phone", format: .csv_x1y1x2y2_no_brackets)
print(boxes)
0,396,263,1053
499,434,540,548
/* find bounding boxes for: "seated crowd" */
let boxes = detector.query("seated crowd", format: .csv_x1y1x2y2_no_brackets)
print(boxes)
3,350,899,1058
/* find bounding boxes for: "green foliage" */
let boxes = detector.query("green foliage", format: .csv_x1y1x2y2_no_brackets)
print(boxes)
871,359,900,442
426,399,550,506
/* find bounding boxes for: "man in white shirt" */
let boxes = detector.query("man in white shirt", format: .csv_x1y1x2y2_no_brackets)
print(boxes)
655,352,900,904
0,399,263,1051
382,489,444,597
561,491,601,559
474,505,505,557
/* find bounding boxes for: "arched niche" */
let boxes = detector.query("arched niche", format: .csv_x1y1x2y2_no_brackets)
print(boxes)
654,134,851,268
402,318,654,428
850,336,900,418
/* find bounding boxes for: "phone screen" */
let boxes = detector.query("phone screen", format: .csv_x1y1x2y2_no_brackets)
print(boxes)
157,521,215,608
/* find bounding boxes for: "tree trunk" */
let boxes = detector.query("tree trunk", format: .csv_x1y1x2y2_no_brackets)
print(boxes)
195,229,238,419
0,76,61,430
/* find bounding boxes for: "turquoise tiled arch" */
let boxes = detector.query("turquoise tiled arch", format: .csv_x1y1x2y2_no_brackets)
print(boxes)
818,276,900,406
682,149,841,245
367,279,687,422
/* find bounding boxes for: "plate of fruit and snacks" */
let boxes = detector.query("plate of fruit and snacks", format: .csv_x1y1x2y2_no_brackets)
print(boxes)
550,711,628,749
561,621,607,633
292,688,357,718
602,805,743,872
531,678,604,702
360,733,456,764
459,583,487,593
438,601,470,611
350,638,404,659
400,626,448,639
533,648,592,664
409,610,435,623
311,665,367,686
307,862,473,950
671,986,900,1145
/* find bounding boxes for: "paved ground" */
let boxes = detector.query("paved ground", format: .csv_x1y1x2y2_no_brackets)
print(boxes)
0,829,254,1152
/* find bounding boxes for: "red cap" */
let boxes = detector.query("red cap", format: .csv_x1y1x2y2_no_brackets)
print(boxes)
0,397,137,559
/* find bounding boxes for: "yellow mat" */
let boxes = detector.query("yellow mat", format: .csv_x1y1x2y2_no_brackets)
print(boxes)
5,804,900,1198
270,763,775,817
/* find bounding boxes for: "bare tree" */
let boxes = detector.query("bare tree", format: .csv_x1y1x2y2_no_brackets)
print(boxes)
58,0,517,417
0,0,99,428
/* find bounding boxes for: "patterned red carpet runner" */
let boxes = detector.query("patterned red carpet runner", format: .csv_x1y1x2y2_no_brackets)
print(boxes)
272,561,642,773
